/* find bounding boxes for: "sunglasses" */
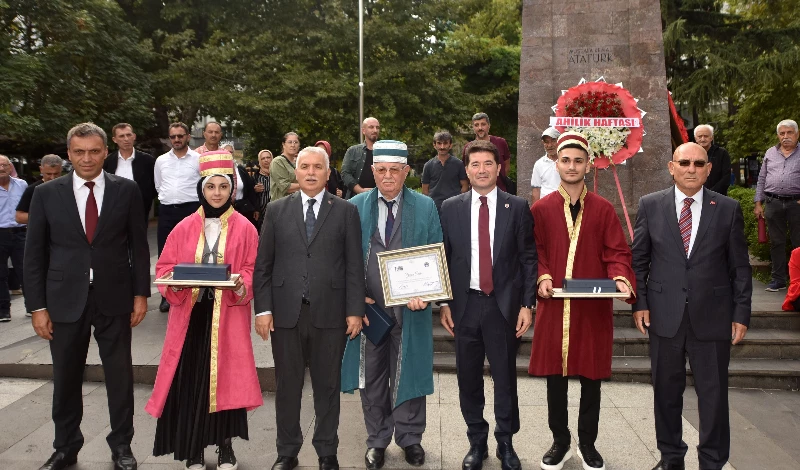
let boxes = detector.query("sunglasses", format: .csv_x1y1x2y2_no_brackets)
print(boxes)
169,134,187,140
672,159,708,168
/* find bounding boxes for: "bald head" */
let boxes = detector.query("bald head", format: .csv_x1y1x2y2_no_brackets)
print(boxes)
362,117,381,145
669,142,710,196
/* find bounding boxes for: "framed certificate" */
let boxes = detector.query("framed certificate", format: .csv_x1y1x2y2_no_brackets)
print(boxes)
376,243,453,307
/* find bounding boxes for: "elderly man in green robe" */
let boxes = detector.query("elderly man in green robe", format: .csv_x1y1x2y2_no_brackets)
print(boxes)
341,140,441,469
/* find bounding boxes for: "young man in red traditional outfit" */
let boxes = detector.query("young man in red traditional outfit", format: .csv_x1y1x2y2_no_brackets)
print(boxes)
528,132,636,470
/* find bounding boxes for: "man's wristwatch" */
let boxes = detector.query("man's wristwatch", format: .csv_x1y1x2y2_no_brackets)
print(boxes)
522,305,533,310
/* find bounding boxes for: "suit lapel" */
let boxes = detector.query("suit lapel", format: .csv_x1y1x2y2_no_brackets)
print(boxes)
106,152,118,173
661,187,686,259
58,173,87,242
692,190,717,255
493,191,511,264
458,192,472,271
292,192,308,245
309,191,332,245
93,173,119,242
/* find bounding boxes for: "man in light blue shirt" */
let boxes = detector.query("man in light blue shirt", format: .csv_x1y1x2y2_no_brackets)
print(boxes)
0,154,28,322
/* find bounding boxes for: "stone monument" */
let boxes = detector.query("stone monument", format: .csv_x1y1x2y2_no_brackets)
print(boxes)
517,0,672,235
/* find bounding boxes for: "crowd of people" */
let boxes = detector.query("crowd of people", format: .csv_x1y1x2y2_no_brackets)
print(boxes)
4,116,800,470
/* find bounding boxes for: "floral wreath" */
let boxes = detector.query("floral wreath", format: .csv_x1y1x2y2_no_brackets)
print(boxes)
549,77,646,240
551,77,645,169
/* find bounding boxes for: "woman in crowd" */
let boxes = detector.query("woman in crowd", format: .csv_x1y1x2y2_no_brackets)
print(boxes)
269,131,300,201
315,140,344,197
146,151,262,470
253,149,272,229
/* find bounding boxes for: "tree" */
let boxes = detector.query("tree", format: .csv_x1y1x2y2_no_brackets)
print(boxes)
0,0,152,152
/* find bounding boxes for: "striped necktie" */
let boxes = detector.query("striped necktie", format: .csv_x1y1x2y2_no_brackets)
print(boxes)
679,197,694,254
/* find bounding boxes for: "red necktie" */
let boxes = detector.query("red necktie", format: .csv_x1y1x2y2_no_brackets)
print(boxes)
479,196,493,294
679,197,693,254
85,182,98,243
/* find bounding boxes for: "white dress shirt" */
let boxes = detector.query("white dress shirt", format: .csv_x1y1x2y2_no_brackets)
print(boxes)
377,190,402,244
469,187,497,290
154,148,200,204
115,150,135,181
674,186,703,257
235,166,246,201
74,171,106,282
256,188,327,317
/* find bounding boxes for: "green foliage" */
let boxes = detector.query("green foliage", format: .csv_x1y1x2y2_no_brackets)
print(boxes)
727,187,770,261
405,175,421,190
662,0,800,160
0,0,153,150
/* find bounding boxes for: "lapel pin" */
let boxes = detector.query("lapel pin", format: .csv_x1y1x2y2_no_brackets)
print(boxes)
505,203,510,208
328,200,332,205
710,201,716,205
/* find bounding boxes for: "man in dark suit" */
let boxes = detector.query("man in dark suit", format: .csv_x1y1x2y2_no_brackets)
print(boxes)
24,122,151,470
439,140,537,470
253,146,365,470
104,123,156,225
632,142,752,470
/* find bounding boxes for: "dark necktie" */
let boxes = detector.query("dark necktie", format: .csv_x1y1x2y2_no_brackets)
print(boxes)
478,195,493,294
679,197,694,254
383,198,395,246
85,182,98,243
306,198,317,240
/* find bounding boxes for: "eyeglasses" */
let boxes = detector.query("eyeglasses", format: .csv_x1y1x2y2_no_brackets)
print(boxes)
168,134,187,140
672,159,707,168
374,167,404,176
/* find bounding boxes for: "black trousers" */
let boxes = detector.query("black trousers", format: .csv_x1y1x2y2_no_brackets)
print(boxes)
271,302,347,458
156,202,201,256
650,307,731,470
49,289,134,455
0,230,25,311
764,197,800,284
546,375,602,447
455,291,520,445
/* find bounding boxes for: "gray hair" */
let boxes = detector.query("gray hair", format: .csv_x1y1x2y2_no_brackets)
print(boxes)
296,146,329,169
777,119,798,133
694,124,714,137
67,122,107,147
0,154,10,165
40,154,63,167
471,112,490,124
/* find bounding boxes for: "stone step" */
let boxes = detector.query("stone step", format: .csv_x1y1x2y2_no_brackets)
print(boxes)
431,309,800,330
431,353,800,390
432,325,800,359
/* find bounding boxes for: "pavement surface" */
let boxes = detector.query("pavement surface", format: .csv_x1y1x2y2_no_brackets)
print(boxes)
0,225,798,469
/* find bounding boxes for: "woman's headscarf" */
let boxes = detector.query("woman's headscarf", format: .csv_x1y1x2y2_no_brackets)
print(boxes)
197,150,236,218
315,140,332,163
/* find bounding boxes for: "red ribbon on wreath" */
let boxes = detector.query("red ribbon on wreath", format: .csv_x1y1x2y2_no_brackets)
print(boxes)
553,80,644,240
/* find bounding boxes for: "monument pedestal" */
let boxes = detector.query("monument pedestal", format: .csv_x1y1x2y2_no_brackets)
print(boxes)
518,0,672,236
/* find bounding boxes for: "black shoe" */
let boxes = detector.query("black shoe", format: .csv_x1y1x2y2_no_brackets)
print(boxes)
404,443,425,466
462,444,489,470
540,442,572,469
111,445,137,470
185,450,205,470
318,455,339,470
651,460,685,470
365,448,385,469
217,442,237,469
271,455,298,470
38,451,77,470
159,298,170,312
0,311,10,322
495,442,521,470
577,444,604,470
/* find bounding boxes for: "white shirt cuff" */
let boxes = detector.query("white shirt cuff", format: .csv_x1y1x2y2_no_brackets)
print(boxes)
256,311,272,316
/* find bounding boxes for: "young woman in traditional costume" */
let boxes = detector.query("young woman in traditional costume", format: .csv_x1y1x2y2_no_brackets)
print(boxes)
146,150,262,470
